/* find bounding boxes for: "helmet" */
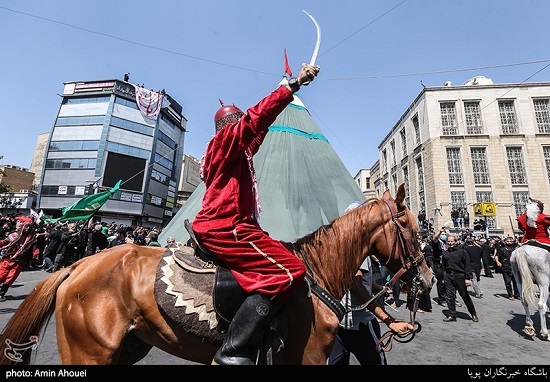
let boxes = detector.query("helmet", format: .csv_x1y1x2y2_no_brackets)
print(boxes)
214,99,243,132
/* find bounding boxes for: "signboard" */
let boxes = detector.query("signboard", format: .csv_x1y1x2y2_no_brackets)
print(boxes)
473,203,483,217
473,202,496,217
482,202,496,216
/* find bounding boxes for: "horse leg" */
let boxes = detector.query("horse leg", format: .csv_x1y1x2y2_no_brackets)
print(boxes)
513,248,537,337
56,302,134,364
521,298,536,337
536,281,549,340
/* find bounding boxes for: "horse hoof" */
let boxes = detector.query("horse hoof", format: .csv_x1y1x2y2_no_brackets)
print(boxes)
522,326,536,337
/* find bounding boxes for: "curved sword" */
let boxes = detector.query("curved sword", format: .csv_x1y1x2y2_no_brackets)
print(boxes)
301,10,321,85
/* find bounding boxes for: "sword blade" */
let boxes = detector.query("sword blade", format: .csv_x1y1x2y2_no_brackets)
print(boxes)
302,10,321,66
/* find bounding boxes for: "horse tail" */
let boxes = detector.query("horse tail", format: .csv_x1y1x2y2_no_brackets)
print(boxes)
0,267,73,365
513,247,537,308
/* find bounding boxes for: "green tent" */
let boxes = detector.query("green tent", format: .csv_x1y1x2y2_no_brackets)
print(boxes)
159,82,365,244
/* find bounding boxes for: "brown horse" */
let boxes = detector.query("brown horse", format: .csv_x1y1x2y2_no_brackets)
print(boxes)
0,184,432,365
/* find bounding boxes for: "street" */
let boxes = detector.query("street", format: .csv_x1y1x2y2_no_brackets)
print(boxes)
0,268,548,366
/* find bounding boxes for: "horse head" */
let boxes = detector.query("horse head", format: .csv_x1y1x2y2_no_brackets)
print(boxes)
293,183,433,307
375,184,434,301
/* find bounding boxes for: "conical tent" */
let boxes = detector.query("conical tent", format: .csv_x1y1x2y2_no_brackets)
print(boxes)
159,83,365,244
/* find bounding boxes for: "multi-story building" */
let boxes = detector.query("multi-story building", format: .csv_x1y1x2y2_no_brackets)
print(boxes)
177,154,200,208
0,165,36,215
372,76,550,237
353,168,376,200
30,132,49,193
37,78,187,228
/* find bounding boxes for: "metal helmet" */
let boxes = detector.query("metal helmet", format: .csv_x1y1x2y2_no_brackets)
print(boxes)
214,99,243,132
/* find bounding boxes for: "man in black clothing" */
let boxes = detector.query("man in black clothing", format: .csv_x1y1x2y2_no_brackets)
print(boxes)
441,234,479,322
43,224,62,272
464,236,484,298
480,237,495,277
84,224,109,257
495,236,520,300
430,228,448,306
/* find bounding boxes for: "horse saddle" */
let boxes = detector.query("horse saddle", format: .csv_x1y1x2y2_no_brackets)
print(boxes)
177,219,247,326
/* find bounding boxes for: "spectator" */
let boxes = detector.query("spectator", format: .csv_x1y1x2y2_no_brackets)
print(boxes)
441,234,479,322
84,224,109,257
108,228,128,248
165,236,177,248
463,236,483,298
480,236,495,278
52,223,80,271
146,231,161,247
43,224,63,272
431,227,448,306
494,236,520,300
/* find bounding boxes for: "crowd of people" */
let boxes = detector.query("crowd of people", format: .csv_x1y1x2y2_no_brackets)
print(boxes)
0,212,169,300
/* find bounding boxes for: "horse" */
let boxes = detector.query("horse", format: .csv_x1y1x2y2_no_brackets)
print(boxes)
510,243,550,340
0,184,433,365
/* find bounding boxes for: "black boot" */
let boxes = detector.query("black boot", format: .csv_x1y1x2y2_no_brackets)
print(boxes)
213,293,282,365
0,284,10,302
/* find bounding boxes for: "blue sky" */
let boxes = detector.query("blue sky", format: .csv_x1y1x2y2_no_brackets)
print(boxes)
2,0,550,176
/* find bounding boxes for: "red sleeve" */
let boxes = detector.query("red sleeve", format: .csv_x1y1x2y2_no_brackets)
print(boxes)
517,214,527,232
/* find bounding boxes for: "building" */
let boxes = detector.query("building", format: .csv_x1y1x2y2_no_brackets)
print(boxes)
372,76,550,237
30,132,49,193
353,168,376,200
37,78,187,228
0,165,36,215
177,154,200,208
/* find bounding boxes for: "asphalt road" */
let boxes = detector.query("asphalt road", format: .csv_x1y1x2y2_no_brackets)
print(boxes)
0,268,549,367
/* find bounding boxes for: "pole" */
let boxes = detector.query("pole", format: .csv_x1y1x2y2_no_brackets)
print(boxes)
484,216,489,238
508,215,515,238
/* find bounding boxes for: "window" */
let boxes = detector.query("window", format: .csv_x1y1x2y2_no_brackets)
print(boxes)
506,147,526,185
413,115,421,145
56,115,106,126
416,157,424,193
48,140,100,151
470,147,490,184
446,147,463,185
499,100,518,134
513,191,530,217
400,127,407,156
440,102,458,135
464,101,483,134
416,156,425,211
544,146,550,185
391,171,397,196
402,165,410,209
451,191,466,209
382,149,387,173
390,140,396,167
534,99,550,133
45,158,97,169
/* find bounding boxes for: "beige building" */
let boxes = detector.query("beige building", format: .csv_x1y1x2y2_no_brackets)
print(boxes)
30,132,49,192
369,76,550,237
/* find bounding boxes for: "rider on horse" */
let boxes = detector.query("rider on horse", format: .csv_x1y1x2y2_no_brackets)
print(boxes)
192,64,320,365
517,198,550,248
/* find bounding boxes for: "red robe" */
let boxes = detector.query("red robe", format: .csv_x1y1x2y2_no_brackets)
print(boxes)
0,223,36,286
517,212,550,245
193,86,306,304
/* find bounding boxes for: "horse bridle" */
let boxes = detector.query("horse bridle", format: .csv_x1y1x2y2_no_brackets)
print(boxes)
382,199,425,288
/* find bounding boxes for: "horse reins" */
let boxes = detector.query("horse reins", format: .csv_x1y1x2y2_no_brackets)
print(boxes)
373,199,426,352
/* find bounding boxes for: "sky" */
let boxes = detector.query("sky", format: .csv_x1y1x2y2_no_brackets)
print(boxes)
2,0,550,177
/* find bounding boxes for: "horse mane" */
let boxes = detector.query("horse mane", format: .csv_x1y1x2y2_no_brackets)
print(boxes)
289,197,384,300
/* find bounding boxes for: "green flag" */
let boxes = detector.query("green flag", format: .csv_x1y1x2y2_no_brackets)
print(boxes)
42,180,122,224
